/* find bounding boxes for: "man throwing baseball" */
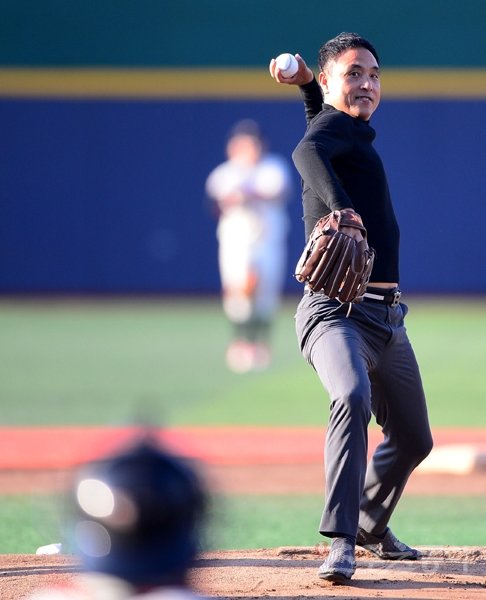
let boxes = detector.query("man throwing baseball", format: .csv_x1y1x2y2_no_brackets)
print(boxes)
269,33,433,583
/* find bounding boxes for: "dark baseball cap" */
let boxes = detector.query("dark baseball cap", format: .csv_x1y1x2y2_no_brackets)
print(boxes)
71,437,208,587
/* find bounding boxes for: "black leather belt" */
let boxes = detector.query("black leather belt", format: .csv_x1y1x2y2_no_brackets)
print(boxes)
363,287,402,307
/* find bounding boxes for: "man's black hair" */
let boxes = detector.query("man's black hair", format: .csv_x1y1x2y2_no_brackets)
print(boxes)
318,32,380,72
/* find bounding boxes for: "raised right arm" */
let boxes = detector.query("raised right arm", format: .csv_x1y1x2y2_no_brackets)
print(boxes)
268,54,323,125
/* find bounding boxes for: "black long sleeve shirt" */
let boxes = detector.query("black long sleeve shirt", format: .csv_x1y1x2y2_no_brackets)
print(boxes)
292,79,400,284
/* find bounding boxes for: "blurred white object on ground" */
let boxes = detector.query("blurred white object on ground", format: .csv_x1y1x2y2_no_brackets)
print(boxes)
36,542,63,555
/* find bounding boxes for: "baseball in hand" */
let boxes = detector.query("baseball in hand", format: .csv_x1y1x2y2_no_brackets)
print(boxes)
275,53,298,77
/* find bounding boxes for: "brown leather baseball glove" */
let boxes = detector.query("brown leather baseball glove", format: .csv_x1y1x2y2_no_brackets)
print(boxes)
295,209,375,303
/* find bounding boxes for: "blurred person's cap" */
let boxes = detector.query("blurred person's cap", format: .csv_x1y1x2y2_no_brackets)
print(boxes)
227,118,264,141
70,436,208,587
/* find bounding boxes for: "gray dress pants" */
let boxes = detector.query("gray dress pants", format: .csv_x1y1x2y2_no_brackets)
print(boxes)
295,292,433,539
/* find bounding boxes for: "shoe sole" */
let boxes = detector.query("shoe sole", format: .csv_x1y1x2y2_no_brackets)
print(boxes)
318,571,353,584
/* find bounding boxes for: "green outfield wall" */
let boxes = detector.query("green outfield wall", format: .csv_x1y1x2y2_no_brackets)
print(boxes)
2,0,486,67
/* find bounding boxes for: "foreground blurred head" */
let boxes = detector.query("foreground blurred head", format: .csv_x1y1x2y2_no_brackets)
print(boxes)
71,437,208,588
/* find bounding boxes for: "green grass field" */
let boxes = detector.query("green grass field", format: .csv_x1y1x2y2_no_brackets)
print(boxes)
1,296,485,427
0,493,485,554
0,296,485,553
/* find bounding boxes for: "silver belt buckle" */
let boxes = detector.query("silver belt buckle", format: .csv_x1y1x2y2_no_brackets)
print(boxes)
391,290,402,307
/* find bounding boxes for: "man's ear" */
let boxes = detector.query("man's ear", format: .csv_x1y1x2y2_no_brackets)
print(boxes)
318,71,328,94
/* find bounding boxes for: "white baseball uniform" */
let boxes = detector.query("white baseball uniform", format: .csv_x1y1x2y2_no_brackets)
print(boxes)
206,152,291,325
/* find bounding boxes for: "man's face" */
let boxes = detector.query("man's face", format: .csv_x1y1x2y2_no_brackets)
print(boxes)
318,47,381,121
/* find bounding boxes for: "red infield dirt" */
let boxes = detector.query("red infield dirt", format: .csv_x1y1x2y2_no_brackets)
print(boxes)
0,426,485,599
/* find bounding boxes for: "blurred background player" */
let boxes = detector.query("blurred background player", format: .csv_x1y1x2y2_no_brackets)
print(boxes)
28,436,209,599
205,119,292,373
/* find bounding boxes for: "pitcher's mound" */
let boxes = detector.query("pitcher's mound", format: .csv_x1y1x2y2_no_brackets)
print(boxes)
191,545,486,599
2,546,484,600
